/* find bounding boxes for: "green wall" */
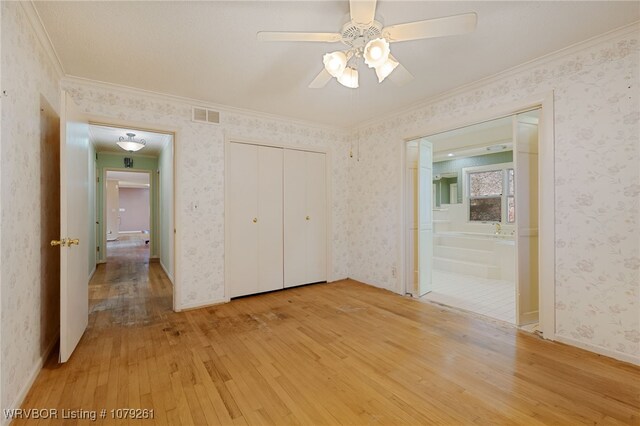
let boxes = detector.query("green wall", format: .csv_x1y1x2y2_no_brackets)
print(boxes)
433,151,513,204
95,152,159,261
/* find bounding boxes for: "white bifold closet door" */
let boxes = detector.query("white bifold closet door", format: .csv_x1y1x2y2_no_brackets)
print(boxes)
227,142,283,298
284,149,327,288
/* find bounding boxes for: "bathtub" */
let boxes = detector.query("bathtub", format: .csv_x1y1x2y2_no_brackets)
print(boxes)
433,230,515,280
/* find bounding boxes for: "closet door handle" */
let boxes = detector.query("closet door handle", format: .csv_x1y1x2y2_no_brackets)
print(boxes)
306,216,310,221
253,218,258,223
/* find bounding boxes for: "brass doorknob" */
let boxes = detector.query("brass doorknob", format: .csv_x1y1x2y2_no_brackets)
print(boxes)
50,239,66,247
306,216,310,221
66,238,80,247
253,218,258,223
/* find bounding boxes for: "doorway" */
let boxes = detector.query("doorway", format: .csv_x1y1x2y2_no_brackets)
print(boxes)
105,170,151,262
405,109,541,328
88,123,175,309
40,96,61,351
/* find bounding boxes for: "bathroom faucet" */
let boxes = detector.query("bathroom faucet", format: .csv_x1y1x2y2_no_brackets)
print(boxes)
494,223,501,235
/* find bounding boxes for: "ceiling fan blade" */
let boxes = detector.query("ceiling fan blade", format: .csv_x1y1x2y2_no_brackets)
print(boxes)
388,55,414,86
350,0,377,25
383,12,477,42
308,68,333,89
257,32,342,43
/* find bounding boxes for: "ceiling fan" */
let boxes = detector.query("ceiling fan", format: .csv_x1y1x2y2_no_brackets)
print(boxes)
257,0,477,89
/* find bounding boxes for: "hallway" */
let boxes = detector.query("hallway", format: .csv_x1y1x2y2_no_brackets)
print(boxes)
16,253,640,424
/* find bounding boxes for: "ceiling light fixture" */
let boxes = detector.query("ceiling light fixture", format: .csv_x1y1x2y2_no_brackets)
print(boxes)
447,153,455,157
363,38,390,68
337,66,359,88
375,57,399,83
323,51,347,78
117,133,146,152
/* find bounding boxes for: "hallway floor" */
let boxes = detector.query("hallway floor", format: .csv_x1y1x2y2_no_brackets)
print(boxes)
422,269,515,324
16,263,640,424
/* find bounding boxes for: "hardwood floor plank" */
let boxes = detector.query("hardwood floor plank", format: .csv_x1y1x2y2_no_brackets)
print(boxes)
14,241,640,425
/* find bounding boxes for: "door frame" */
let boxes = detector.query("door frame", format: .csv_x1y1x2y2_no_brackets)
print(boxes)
399,91,555,340
102,168,153,259
88,118,178,311
223,136,334,301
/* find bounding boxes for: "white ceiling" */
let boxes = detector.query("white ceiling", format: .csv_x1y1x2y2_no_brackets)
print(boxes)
89,124,171,156
35,1,639,127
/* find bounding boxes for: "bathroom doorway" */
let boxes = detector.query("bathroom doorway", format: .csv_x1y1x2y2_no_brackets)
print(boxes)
405,110,540,327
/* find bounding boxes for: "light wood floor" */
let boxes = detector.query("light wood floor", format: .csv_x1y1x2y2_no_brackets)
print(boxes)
19,253,640,425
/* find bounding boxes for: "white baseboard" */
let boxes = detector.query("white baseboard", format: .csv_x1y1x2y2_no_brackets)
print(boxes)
555,334,640,366
159,261,174,285
88,265,96,281
2,335,59,426
176,297,229,312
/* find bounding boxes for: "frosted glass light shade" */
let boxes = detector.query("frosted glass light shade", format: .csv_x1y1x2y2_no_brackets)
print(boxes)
117,133,146,152
323,51,347,78
116,141,145,152
337,67,359,88
375,57,399,82
364,38,390,68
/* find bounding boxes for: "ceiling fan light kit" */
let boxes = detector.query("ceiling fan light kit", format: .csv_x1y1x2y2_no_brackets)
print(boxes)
337,67,359,89
363,37,390,68
375,56,399,83
323,51,348,78
257,0,477,89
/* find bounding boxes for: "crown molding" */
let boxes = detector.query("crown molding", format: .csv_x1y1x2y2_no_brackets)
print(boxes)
20,1,65,79
62,75,348,133
353,20,640,131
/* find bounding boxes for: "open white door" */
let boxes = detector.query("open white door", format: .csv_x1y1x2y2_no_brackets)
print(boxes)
513,114,539,326
57,91,90,362
417,139,433,297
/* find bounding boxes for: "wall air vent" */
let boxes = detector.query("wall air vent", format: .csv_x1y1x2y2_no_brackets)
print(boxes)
192,107,220,124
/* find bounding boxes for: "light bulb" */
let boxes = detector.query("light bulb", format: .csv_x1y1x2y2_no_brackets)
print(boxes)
375,57,399,83
369,46,382,60
337,67,359,89
323,51,347,78
364,38,390,68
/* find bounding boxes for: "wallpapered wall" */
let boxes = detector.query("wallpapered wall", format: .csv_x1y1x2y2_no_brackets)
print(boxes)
1,1,62,414
61,81,351,309
348,28,639,360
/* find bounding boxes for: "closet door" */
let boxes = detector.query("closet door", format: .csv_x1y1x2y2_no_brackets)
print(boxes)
284,149,307,287
305,152,327,283
227,142,259,298
257,146,284,293
284,149,327,288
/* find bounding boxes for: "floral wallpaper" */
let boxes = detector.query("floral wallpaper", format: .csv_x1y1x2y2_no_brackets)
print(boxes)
61,82,351,307
2,2,638,418
1,1,62,414
348,28,639,360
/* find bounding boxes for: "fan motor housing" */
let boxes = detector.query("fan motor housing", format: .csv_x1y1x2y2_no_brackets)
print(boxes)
340,20,384,48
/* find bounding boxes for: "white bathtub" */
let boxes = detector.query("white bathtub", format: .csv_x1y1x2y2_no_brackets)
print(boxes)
433,230,515,280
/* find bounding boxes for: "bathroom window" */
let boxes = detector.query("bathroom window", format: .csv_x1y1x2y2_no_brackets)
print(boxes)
464,162,515,223
469,170,503,222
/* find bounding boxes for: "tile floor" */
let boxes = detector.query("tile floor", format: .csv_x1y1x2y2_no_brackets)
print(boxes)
422,269,515,324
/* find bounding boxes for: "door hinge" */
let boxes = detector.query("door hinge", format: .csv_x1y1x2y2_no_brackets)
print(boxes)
96,176,100,183
96,246,100,252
